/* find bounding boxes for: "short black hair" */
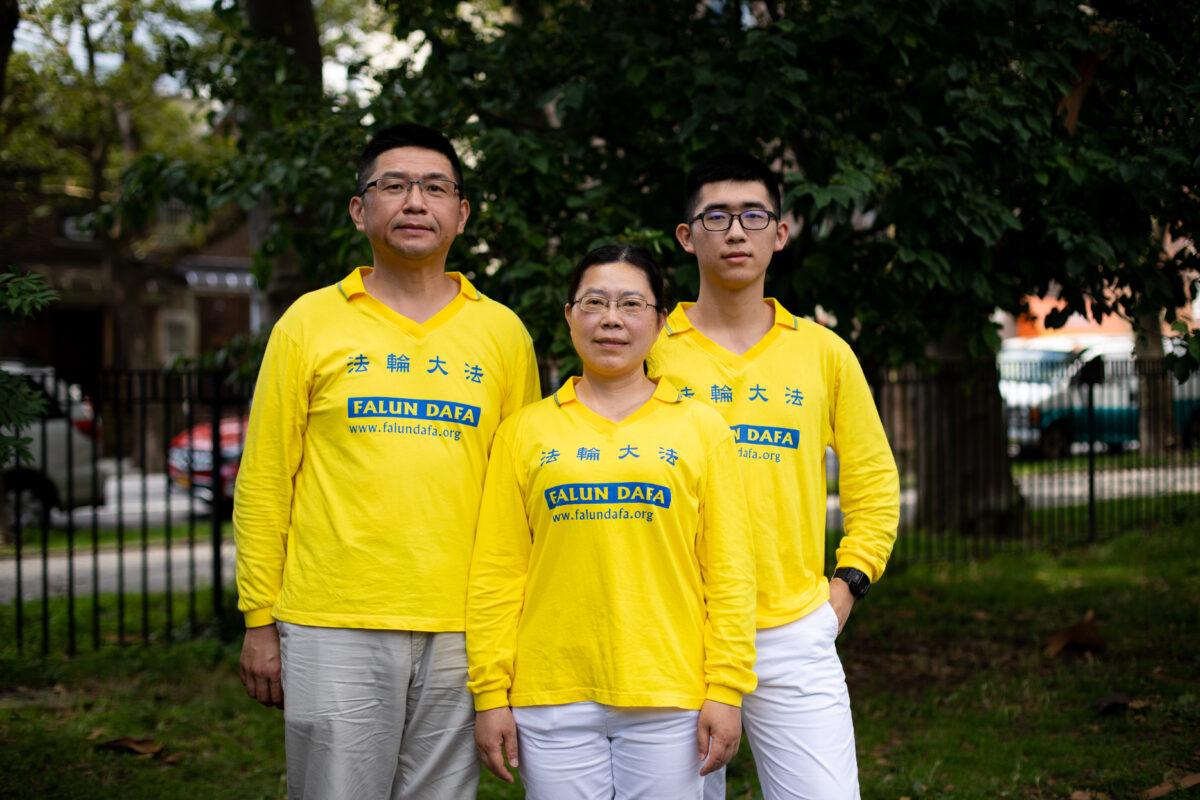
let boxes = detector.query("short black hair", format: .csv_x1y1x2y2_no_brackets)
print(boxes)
357,123,465,194
566,244,668,312
682,152,782,220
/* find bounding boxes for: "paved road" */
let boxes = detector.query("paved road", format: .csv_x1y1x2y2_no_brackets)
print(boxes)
1,541,236,604
5,464,1197,602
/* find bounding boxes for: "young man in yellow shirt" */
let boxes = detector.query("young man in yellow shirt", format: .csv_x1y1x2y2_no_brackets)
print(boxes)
648,153,900,799
234,123,540,799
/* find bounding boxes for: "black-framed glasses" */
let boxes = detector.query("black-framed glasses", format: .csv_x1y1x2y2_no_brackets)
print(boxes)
359,176,461,199
571,295,659,316
691,209,777,232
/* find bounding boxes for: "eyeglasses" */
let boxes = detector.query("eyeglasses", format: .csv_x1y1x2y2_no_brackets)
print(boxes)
691,209,777,232
360,176,461,199
571,295,659,316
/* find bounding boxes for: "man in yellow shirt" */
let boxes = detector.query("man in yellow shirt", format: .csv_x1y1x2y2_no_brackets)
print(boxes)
648,153,900,799
234,123,540,799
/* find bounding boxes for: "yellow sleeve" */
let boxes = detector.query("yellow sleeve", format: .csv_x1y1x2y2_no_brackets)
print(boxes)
695,424,758,706
501,324,542,420
466,426,531,711
232,324,309,628
831,349,900,582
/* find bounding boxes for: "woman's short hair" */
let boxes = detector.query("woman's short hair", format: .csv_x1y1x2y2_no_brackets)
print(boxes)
565,244,668,311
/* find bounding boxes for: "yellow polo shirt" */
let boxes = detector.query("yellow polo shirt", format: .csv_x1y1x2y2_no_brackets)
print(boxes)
647,301,899,629
467,377,757,712
234,267,540,631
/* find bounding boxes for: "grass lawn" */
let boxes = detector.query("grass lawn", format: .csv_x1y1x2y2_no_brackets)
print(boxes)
0,521,231,559
1,526,1196,799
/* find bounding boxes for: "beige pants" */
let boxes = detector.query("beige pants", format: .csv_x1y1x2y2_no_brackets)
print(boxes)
278,623,478,800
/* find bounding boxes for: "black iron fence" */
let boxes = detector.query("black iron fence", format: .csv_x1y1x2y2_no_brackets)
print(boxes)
870,355,1200,563
3,357,1197,655
1,369,252,656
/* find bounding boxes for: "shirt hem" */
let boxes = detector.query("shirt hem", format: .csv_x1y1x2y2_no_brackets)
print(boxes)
756,585,831,630
272,608,464,632
509,687,705,710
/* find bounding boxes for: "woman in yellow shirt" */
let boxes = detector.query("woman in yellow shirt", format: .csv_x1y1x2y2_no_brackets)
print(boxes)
467,244,757,799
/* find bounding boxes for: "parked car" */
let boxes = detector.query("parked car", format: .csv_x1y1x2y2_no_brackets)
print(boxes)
166,415,249,504
998,337,1200,458
1,359,106,530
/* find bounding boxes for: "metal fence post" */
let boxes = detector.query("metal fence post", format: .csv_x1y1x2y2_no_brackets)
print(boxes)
1087,376,1097,543
210,373,226,640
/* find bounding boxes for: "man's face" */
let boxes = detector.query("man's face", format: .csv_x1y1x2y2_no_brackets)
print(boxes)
348,146,470,266
675,180,789,292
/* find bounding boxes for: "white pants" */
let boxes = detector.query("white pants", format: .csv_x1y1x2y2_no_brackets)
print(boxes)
512,702,704,800
277,623,478,800
703,603,859,799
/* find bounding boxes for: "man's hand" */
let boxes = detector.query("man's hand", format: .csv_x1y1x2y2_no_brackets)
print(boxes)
829,577,857,635
697,699,741,776
239,624,284,708
475,707,519,783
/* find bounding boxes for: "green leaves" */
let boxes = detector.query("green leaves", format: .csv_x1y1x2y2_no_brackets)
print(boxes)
0,271,57,318
0,271,56,465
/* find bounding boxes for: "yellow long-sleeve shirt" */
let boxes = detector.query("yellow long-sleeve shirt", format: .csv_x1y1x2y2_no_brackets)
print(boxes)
647,300,899,629
466,377,757,712
233,267,540,631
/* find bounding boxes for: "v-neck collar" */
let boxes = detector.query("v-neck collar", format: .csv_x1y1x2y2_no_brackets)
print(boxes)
551,376,684,434
336,267,482,339
662,299,799,367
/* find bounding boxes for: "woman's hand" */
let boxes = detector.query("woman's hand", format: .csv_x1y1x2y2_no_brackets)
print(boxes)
696,699,741,776
475,706,520,783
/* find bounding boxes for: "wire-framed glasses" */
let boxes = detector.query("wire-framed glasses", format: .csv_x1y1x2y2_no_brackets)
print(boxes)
571,295,659,316
691,209,777,232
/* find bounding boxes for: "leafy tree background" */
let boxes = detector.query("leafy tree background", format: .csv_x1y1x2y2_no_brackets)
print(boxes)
11,0,1199,530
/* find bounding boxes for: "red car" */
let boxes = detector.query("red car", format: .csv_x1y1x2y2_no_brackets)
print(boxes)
167,415,250,503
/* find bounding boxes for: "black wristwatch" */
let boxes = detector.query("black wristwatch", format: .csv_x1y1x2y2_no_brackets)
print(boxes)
832,567,871,598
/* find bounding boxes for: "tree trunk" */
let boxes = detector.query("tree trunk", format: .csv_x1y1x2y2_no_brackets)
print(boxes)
242,0,324,324
0,470,9,547
1134,309,1174,455
914,337,1025,537
0,0,17,107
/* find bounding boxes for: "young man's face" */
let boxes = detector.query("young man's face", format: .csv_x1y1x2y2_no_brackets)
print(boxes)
348,146,470,266
676,180,789,293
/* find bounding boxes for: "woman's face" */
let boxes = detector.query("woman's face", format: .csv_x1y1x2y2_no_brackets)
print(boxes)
565,261,665,379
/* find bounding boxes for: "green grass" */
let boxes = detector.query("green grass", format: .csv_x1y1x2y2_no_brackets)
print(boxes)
1010,447,1199,476
2,526,1197,798
0,521,231,559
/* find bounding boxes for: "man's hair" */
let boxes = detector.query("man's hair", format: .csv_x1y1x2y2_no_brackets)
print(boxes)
356,123,465,194
682,152,782,220
566,244,668,313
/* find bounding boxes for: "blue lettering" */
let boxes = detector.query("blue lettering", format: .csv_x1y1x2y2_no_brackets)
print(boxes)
544,482,673,510
347,396,481,428
730,424,800,449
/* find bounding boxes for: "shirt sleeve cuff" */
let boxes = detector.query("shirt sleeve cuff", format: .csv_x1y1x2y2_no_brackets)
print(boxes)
705,684,744,707
835,556,880,582
473,689,511,712
243,607,276,628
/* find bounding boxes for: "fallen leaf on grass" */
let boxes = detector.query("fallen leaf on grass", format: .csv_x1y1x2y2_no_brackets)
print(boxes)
1142,773,1200,799
1070,791,1110,800
1090,692,1130,715
970,610,990,621
161,752,184,765
86,728,106,741
1045,609,1105,658
1129,699,1150,710
96,737,164,757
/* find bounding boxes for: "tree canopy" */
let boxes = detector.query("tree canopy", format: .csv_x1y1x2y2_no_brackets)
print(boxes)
112,0,1199,371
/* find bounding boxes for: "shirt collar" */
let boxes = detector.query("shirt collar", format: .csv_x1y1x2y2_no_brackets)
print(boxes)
336,267,482,302
662,298,799,336
552,376,685,407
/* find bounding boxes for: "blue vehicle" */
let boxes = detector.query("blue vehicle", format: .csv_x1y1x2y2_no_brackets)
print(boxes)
998,339,1200,459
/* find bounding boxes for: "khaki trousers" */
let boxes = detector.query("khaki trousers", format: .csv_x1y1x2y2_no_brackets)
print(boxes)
278,623,478,800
